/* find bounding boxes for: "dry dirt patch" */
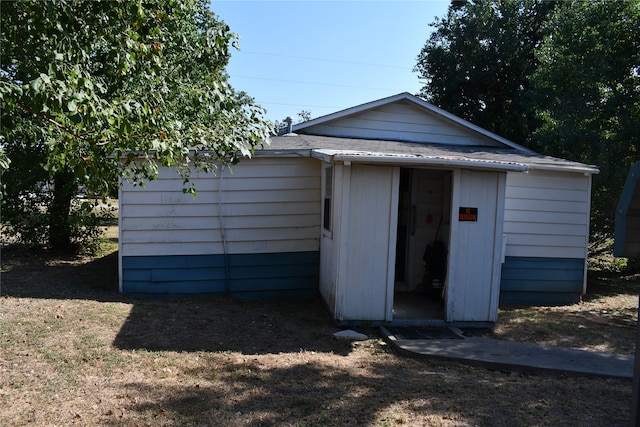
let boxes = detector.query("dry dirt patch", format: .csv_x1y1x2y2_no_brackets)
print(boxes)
487,273,640,355
0,247,636,426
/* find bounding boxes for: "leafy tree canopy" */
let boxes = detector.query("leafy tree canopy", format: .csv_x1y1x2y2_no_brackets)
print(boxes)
532,0,640,238
1,0,273,249
415,0,640,244
415,0,558,145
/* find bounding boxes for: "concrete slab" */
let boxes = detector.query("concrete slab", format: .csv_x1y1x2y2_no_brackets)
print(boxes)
381,326,634,379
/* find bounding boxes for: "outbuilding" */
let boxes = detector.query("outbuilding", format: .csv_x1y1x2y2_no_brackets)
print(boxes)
615,161,640,259
119,93,598,326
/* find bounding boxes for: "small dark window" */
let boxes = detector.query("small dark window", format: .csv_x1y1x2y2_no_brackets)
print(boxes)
323,166,333,232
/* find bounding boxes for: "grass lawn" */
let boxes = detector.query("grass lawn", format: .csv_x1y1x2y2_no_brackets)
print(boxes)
1,236,637,426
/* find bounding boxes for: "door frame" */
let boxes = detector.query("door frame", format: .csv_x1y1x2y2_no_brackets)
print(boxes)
389,167,454,321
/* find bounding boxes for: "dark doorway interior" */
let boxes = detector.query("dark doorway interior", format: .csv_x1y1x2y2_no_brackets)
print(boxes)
394,169,412,284
392,293,444,320
393,168,451,321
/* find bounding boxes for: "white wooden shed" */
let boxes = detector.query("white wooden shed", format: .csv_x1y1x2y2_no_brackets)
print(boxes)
119,93,598,326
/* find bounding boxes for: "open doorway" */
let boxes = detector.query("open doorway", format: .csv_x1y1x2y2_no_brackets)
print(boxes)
393,168,452,321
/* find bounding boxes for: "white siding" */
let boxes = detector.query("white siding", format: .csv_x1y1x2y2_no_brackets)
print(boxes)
504,170,591,259
302,100,503,147
120,157,321,257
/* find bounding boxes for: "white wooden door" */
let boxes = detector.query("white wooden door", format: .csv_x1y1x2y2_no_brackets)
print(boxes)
446,169,506,322
337,164,399,321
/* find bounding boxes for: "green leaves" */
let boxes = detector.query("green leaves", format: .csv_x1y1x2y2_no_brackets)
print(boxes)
531,0,640,238
1,0,272,248
0,146,10,171
415,0,555,145
416,0,640,241
2,0,271,181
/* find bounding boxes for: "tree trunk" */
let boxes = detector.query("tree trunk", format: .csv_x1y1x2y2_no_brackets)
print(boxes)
48,169,76,249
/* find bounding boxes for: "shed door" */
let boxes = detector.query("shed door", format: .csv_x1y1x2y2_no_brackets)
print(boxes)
446,169,506,322
337,163,399,321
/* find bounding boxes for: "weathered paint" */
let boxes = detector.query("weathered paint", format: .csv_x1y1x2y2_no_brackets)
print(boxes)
118,157,322,296
121,251,319,298
117,93,597,322
503,169,592,297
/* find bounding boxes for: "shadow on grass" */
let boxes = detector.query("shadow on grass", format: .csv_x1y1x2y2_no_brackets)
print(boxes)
492,272,640,354
1,247,120,301
585,270,640,299
1,247,351,356
103,354,631,427
1,249,634,426
112,296,353,356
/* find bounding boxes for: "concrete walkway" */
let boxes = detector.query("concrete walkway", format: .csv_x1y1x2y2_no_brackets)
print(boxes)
380,326,634,379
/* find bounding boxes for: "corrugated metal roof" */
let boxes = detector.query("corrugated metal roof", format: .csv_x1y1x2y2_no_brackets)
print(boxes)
260,134,599,174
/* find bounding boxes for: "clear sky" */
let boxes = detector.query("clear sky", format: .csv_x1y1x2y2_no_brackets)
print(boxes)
212,1,451,123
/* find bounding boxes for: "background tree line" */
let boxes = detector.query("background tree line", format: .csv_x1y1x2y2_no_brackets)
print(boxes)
415,0,639,256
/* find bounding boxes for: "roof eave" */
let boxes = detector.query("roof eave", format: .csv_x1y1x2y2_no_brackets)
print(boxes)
312,149,529,173
253,148,312,158
526,163,600,175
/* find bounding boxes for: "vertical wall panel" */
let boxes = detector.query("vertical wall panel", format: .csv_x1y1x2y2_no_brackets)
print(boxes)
335,164,397,321
447,169,505,322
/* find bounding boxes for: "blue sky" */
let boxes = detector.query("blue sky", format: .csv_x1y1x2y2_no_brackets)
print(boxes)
212,1,450,123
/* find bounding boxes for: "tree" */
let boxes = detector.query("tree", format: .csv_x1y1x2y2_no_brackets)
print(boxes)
297,110,312,122
1,0,272,249
415,0,640,245
414,0,558,145
532,0,640,240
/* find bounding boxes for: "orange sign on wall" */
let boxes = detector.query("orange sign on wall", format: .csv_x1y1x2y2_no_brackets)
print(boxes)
458,207,478,222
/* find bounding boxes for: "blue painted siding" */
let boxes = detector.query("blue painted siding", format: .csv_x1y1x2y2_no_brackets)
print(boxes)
500,256,585,305
121,252,319,298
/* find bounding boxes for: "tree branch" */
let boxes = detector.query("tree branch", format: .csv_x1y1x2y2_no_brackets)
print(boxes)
15,99,112,146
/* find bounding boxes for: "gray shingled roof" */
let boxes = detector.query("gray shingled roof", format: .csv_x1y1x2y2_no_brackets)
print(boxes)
259,134,598,174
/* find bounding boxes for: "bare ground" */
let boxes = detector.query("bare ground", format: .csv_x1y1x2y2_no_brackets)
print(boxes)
486,272,640,355
0,244,637,426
